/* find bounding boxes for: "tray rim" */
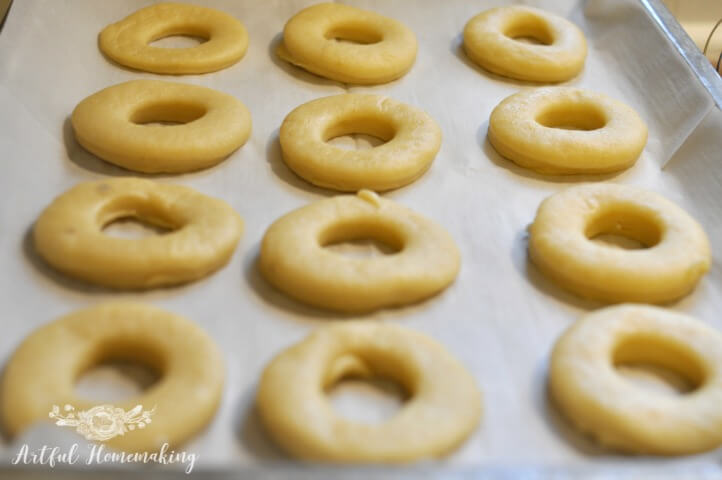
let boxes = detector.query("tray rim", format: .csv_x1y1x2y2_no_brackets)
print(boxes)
640,0,722,109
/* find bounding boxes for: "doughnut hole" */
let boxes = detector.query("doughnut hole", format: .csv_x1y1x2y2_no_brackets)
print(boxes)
103,218,172,239
147,25,210,48
503,14,554,45
75,338,164,402
612,334,707,396
98,195,182,238
149,35,208,48
323,352,411,424
535,101,608,131
323,114,395,151
130,101,207,126
324,23,383,45
584,203,663,250
319,218,404,259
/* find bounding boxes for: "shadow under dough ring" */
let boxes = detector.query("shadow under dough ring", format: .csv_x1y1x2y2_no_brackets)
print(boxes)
529,183,710,303
463,6,586,82
33,177,243,289
72,80,252,173
1,302,224,453
488,87,648,174
260,190,460,312
99,2,248,74
550,304,722,454
257,321,482,462
280,94,442,191
277,2,417,84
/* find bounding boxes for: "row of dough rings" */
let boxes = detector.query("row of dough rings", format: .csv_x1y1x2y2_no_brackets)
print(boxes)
280,94,442,191
550,304,722,455
2,304,481,461
71,82,651,181
14,302,720,457
1,303,225,453
72,80,252,174
528,183,711,304
99,3,587,84
20,299,722,457
99,3,249,74
258,321,482,462
464,6,587,83
260,190,460,313
33,178,244,289
277,3,417,85
488,87,648,175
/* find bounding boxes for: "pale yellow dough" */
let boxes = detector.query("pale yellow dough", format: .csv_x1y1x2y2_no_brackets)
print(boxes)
99,2,248,74
280,94,442,191
72,80,252,173
463,6,587,82
488,87,648,174
260,190,460,312
2,302,224,453
550,304,722,454
257,321,482,462
529,183,710,303
34,178,243,289
277,3,417,84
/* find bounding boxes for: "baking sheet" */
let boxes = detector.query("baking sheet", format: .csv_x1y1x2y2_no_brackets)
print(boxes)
0,0,721,477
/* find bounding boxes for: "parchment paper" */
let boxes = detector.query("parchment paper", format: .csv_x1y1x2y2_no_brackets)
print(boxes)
0,0,721,476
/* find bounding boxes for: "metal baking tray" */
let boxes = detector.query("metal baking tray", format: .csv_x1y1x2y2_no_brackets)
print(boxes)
1,0,721,478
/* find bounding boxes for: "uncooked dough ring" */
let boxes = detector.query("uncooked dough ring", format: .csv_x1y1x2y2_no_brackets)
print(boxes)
1,302,224,453
260,190,460,312
277,3,417,84
257,321,482,462
488,87,648,174
99,2,248,74
528,183,710,303
72,80,252,173
33,178,243,289
280,94,442,191
463,6,587,82
550,304,722,454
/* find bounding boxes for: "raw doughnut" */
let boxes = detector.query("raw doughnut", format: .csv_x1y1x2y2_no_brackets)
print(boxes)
1,302,224,453
257,321,482,462
488,87,647,174
72,80,252,173
33,178,243,289
550,304,722,454
99,2,248,74
280,94,441,191
277,3,417,84
260,190,460,312
529,183,710,303
463,6,586,82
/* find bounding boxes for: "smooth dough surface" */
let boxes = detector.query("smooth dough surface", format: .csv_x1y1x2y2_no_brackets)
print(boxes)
260,190,460,312
463,6,586,82
34,177,243,289
488,87,648,174
257,321,482,462
529,183,710,303
277,3,417,84
72,80,252,173
99,2,248,74
550,304,722,454
1,302,224,453
280,94,441,191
